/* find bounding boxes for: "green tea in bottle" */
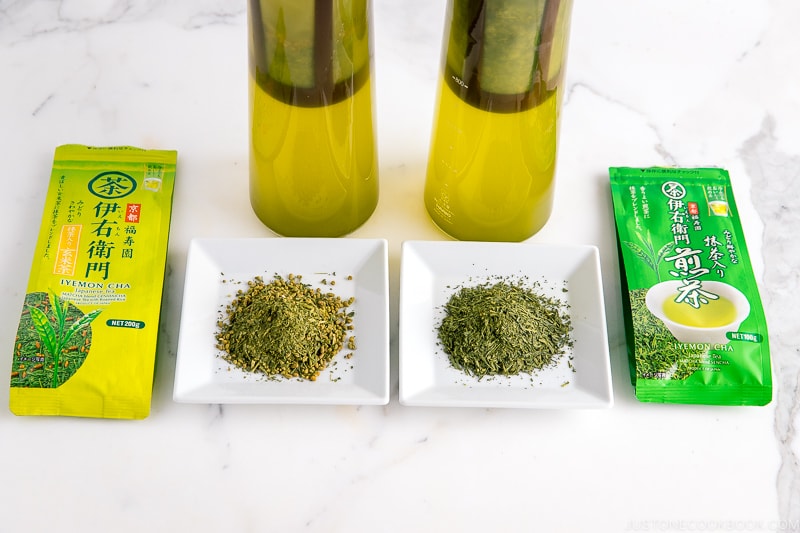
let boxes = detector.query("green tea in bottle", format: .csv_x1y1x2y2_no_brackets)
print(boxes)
249,0,378,237
424,0,573,241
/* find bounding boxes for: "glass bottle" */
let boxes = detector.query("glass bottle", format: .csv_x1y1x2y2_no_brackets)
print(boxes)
424,0,574,241
248,0,378,237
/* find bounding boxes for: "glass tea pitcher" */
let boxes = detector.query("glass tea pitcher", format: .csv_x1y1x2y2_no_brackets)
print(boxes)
424,0,574,241
248,0,379,237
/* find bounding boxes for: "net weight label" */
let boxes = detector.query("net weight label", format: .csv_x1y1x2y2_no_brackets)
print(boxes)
106,319,145,330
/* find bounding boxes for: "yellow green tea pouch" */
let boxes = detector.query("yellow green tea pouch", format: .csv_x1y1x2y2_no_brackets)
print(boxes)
610,167,771,405
9,145,177,419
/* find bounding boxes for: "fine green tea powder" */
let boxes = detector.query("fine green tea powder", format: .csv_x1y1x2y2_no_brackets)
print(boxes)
437,280,572,379
215,275,354,381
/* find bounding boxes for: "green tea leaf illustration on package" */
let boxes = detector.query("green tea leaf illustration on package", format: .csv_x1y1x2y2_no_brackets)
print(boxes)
12,292,100,389
623,233,674,283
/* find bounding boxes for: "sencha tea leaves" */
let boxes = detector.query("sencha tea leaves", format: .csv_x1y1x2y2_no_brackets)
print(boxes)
610,167,771,405
437,280,572,379
9,145,177,419
215,274,355,381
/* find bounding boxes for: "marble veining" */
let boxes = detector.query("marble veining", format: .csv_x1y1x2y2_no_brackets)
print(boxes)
743,115,800,522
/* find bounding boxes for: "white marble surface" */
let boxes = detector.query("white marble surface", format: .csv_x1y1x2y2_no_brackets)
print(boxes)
1,0,798,531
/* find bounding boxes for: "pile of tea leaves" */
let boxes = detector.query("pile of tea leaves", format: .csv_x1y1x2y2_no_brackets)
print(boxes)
437,279,572,379
628,288,705,380
215,274,354,381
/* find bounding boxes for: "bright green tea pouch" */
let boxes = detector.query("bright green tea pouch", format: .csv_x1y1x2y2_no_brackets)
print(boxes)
9,145,177,419
609,167,771,405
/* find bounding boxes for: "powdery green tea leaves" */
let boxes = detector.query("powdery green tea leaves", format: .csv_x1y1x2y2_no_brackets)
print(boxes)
215,275,354,381
437,280,572,379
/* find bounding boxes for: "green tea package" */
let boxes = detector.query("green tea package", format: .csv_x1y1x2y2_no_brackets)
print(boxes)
609,167,771,405
9,145,177,419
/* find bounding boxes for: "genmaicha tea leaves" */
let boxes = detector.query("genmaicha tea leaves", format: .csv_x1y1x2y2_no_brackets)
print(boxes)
437,279,573,379
215,274,355,381
610,167,772,405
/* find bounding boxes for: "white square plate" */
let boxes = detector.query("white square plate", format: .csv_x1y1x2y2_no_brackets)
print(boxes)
173,238,389,405
399,241,613,408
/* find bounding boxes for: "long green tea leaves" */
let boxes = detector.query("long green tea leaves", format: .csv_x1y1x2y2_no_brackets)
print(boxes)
437,280,572,379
